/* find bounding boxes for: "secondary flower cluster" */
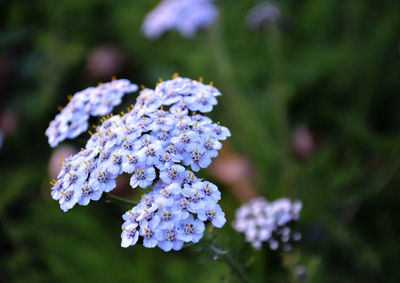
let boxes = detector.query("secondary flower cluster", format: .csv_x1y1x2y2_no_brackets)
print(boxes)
45,79,138,147
49,75,230,251
233,197,302,251
142,0,219,39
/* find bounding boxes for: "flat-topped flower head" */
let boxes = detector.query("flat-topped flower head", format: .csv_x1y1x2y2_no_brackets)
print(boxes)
46,79,138,147
47,75,230,251
233,197,302,251
142,0,219,39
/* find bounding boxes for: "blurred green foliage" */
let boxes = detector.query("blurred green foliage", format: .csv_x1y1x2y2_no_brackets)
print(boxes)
1,0,400,282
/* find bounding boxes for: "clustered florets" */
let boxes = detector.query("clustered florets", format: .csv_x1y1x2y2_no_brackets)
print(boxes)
233,197,302,251
142,0,219,39
49,75,230,251
121,179,225,251
45,79,138,147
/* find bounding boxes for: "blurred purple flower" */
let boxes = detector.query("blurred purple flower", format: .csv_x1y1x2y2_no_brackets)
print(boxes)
142,0,219,39
246,2,281,30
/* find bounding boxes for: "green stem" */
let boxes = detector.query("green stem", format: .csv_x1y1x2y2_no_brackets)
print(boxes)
205,242,251,283
266,23,295,195
208,18,275,178
103,192,138,207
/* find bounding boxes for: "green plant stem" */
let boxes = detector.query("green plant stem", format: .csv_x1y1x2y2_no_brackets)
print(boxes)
205,242,250,283
103,192,138,207
266,23,295,195
208,19,275,177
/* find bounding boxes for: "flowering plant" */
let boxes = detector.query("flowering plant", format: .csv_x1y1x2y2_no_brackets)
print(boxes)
48,74,230,251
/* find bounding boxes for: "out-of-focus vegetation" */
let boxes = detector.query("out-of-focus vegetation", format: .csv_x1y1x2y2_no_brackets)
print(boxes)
1,0,399,282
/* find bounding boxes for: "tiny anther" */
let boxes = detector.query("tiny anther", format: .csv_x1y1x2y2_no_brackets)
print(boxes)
112,75,117,81
199,76,204,83
140,85,145,90
67,95,73,101
57,106,63,112
209,81,214,86
172,72,179,79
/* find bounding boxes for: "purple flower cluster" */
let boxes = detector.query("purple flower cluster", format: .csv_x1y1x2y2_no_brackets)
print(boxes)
233,197,302,251
46,79,138,147
49,75,230,251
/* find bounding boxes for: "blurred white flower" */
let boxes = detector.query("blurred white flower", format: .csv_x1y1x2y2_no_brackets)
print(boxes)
233,197,302,250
